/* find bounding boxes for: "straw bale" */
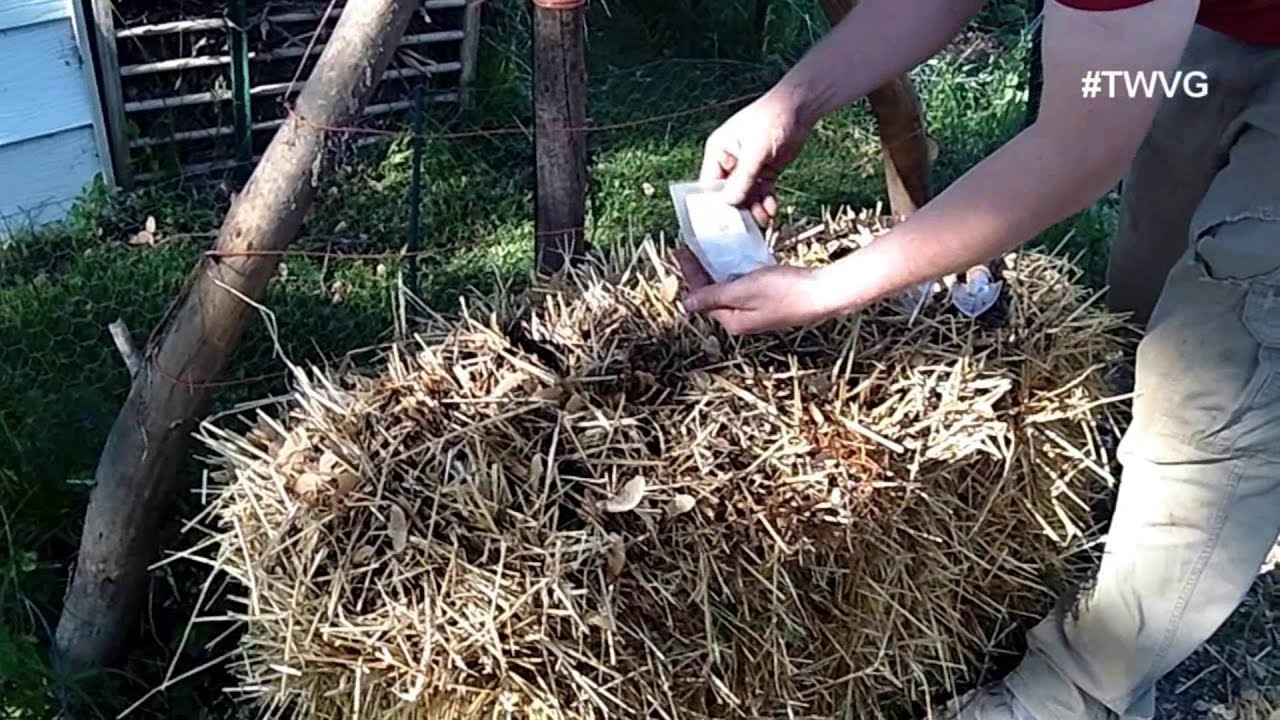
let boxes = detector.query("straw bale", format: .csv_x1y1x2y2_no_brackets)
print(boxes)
188,209,1132,719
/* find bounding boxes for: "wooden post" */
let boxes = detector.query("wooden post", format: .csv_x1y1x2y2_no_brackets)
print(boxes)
53,0,419,675
865,77,932,214
88,0,133,187
752,0,770,56
406,85,426,298
458,0,484,109
818,0,932,215
1025,0,1045,129
532,0,588,274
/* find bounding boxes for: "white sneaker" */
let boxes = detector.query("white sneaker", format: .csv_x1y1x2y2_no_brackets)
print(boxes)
936,682,1038,719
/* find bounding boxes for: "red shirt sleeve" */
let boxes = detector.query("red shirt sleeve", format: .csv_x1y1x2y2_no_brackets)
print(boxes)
1055,0,1155,8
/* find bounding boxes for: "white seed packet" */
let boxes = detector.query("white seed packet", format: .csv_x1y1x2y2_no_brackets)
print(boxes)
669,180,775,283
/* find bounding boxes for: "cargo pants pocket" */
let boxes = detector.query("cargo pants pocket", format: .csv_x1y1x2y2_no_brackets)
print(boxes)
1190,208,1280,457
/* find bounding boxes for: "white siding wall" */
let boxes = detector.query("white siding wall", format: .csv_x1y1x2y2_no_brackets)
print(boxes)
0,0,111,234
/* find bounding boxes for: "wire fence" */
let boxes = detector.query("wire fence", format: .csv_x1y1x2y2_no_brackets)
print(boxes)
0,4,1051,718
0,0,1041,537
130,1,1038,387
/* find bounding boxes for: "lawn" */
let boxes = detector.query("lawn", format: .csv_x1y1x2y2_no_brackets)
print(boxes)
0,0,1272,717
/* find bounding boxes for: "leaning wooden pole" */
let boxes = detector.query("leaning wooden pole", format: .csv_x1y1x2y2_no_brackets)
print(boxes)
819,0,932,215
532,0,589,273
53,0,418,674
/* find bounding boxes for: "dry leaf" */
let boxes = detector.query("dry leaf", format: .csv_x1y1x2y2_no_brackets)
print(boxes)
387,505,408,554
634,370,657,388
317,450,344,474
804,374,833,395
276,431,308,471
128,230,155,246
335,470,361,496
565,393,589,413
529,453,545,482
600,476,646,513
585,612,615,631
352,545,375,564
689,370,712,390
659,275,679,303
292,472,326,498
265,433,285,457
701,336,723,360
489,371,526,399
666,494,696,517
605,535,626,579
145,215,157,234
535,384,566,402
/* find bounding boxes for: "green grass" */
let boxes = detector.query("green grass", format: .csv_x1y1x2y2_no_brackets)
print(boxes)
0,0,1123,716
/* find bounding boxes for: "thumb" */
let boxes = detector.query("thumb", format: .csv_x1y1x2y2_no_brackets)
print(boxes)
720,141,768,207
682,281,738,314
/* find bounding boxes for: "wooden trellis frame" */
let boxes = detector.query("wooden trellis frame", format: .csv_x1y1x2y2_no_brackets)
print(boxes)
89,0,483,188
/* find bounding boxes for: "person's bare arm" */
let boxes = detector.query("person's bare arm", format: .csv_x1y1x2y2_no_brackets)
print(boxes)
685,0,1201,333
702,0,983,223
777,0,984,127
809,0,1201,312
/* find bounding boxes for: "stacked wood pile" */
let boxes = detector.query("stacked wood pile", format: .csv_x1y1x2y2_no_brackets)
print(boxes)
184,211,1131,719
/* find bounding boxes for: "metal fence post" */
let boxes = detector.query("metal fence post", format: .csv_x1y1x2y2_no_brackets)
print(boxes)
229,0,253,184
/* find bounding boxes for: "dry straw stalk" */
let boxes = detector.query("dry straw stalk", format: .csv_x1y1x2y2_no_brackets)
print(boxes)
178,208,1133,719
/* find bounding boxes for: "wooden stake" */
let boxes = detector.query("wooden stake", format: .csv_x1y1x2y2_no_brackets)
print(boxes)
752,0,771,56
818,0,933,215
108,320,142,376
532,0,588,274
52,0,419,675
865,77,932,214
459,0,484,109
1026,0,1046,129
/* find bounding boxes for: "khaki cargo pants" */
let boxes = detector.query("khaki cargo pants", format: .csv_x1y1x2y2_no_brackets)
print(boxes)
1002,26,1280,720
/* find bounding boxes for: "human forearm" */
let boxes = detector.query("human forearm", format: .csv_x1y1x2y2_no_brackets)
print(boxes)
810,0,1200,313
682,0,1204,338
773,0,982,125
680,126,1127,335
812,123,1131,308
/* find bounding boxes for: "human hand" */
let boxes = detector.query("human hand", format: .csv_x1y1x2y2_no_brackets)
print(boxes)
676,248,842,336
701,90,813,226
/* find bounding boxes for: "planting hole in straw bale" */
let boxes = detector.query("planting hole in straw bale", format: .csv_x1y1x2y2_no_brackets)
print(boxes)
182,209,1133,719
